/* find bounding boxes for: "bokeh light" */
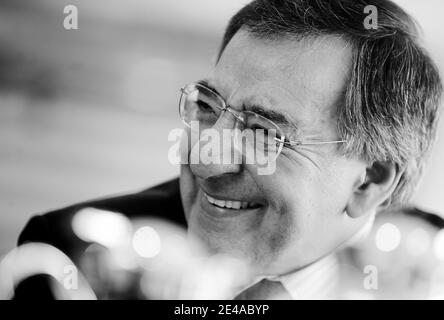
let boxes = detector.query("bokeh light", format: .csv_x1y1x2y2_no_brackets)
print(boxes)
375,223,401,252
0,243,96,300
433,230,444,261
72,208,133,248
132,226,162,258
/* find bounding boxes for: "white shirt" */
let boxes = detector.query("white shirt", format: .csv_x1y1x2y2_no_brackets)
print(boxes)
235,254,340,300
277,254,340,299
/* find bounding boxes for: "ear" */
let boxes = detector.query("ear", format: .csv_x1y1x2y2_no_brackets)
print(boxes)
346,161,403,218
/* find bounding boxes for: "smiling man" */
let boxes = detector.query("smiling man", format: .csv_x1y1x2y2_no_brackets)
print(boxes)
16,0,442,300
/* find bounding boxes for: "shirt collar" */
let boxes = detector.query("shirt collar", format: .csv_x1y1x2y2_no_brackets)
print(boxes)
276,253,340,299
234,253,340,300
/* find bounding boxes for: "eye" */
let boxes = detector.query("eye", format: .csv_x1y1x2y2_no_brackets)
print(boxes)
196,100,215,114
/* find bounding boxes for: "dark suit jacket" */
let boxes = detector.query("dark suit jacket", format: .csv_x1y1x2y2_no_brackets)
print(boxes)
15,178,186,299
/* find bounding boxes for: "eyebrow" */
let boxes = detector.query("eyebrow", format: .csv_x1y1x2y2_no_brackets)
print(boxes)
247,104,300,131
198,79,301,132
198,79,221,95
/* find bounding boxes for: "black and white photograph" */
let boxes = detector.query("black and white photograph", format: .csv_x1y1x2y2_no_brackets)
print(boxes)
0,0,444,306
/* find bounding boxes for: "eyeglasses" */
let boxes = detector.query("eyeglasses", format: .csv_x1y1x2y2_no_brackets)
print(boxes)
178,82,346,161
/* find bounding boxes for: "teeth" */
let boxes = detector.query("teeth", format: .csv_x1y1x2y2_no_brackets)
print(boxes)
232,202,241,210
215,200,225,207
206,196,216,204
204,193,253,210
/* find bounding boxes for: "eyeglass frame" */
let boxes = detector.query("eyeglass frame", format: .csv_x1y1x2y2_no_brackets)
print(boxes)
178,82,347,149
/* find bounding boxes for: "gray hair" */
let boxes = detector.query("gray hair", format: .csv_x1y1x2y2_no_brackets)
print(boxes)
218,0,442,205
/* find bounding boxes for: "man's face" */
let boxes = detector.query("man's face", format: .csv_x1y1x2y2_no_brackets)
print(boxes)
180,30,370,275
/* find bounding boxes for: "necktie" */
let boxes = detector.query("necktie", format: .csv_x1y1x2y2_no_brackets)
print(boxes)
234,279,292,300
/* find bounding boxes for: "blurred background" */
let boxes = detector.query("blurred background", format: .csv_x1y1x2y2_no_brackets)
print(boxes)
0,0,443,259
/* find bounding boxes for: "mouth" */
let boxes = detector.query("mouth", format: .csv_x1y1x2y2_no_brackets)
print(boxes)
201,190,263,215
203,192,262,210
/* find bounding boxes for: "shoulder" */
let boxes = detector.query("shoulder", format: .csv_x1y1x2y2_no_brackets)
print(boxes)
14,178,184,299
18,178,185,257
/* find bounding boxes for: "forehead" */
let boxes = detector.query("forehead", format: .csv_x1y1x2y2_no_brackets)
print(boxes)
212,30,352,134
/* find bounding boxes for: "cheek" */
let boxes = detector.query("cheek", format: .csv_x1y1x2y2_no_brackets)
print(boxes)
266,209,296,255
267,159,354,236
318,160,361,213
285,161,362,247
253,169,318,252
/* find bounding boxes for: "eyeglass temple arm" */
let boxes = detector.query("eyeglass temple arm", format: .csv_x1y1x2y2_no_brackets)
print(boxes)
279,139,347,146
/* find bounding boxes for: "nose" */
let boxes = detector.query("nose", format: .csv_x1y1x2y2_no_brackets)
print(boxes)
189,110,243,179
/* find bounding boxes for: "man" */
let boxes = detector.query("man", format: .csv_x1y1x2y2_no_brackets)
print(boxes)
16,0,442,299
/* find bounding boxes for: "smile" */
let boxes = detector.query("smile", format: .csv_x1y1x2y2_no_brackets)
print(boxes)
203,192,261,210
